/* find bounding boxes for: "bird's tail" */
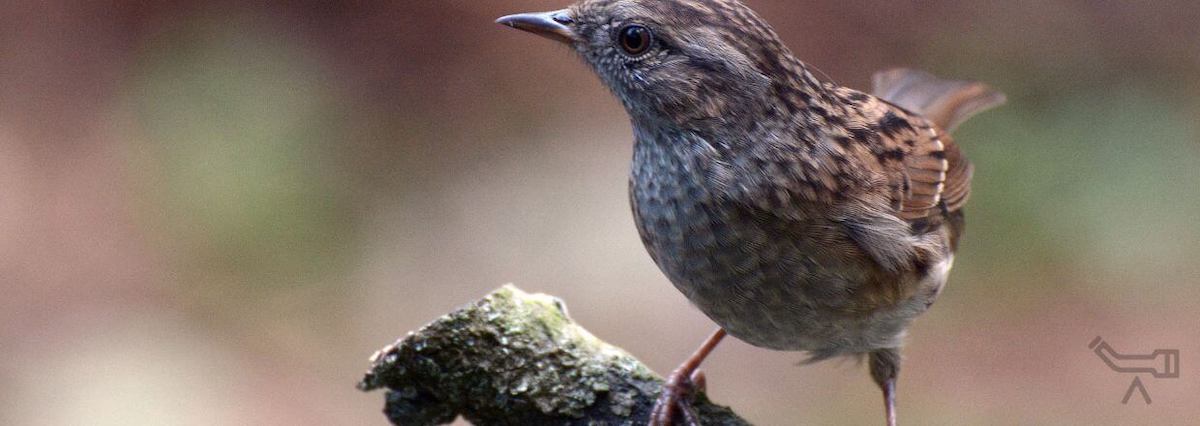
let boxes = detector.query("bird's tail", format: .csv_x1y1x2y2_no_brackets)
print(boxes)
871,68,1006,132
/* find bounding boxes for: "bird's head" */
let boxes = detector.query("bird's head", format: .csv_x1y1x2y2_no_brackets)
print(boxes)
498,0,816,130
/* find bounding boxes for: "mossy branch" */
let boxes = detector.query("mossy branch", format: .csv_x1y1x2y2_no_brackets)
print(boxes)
358,285,751,425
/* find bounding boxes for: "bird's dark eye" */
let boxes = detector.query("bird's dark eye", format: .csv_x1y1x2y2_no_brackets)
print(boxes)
617,24,652,56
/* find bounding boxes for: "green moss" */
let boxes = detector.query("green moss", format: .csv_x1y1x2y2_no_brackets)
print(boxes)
360,285,748,425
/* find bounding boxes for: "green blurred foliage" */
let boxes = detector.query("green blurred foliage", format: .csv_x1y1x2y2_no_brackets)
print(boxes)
130,16,355,295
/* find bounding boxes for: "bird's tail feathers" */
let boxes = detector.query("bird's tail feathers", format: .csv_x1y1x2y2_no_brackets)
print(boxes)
872,68,1005,132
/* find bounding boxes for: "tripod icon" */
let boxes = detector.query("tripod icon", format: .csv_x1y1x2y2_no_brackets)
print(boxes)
1089,336,1180,404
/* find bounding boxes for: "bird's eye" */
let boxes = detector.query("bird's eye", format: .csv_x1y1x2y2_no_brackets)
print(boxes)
617,24,652,56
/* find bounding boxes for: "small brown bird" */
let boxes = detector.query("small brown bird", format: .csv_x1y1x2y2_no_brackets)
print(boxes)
498,1,1004,424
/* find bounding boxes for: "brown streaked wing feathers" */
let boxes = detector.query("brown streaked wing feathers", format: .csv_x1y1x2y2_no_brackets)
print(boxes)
872,68,1005,218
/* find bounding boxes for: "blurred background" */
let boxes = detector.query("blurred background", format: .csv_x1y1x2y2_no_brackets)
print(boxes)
2,0,1198,424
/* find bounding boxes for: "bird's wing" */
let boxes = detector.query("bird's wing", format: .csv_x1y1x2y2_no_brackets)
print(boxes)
889,106,969,222
817,72,1000,272
869,68,1005,219
720,72,1001,272
822,90,970,223
718,102,956,273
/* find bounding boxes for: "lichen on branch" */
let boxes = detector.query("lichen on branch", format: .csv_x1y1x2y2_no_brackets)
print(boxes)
359,285,750,425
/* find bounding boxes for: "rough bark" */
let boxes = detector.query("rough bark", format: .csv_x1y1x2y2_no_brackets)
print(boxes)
359,285,751,425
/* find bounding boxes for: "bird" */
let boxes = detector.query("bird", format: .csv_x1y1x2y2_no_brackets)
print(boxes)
497,1,1004,425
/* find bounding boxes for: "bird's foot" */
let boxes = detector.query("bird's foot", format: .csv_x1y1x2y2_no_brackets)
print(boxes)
649,369,707,426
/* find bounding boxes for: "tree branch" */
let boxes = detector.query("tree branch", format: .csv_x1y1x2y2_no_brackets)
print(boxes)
359,285,751,425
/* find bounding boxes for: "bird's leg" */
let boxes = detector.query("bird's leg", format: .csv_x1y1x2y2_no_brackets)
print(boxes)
881,378,897,426
649,328,727,426
869,348,901,426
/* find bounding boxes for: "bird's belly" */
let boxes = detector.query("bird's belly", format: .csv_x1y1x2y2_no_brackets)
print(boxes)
632,191,944,355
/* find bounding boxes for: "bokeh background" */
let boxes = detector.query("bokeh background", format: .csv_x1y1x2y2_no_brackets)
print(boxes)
2,0,1198,424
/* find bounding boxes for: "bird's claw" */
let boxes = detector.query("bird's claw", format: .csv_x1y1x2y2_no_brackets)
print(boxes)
648,369,707,426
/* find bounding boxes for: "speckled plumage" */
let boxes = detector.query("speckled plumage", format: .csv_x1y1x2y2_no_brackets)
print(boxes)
499,1,1004,424
565,0,999,359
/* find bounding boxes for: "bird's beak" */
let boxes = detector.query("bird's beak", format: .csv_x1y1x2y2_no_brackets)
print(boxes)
496,9,577,45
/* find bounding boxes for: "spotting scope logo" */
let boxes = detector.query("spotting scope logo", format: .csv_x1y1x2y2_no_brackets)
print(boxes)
1088,337,1180,404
